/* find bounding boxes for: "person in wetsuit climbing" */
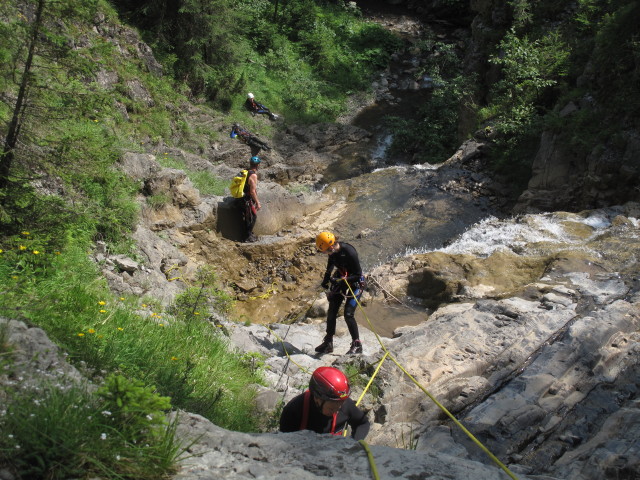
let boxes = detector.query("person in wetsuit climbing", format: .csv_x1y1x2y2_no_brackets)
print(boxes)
279,366,370,440
314,231,365,355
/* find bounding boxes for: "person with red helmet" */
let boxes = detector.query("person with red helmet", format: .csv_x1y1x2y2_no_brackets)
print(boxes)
279,366,370,440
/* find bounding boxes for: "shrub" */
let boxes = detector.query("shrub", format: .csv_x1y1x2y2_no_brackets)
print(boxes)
0,378,184,480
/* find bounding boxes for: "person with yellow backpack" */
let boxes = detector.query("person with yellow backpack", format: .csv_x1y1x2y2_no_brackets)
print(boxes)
233,156,261,243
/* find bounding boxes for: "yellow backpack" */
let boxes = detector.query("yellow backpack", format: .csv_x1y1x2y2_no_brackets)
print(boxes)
230,169,249,198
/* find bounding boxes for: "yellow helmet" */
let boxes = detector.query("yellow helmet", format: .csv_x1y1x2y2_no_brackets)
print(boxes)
316,231,336,252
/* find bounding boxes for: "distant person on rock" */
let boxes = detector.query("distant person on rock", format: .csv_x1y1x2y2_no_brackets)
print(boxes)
230,123,272,155
239,156,261,243
245,92,278,121
279,366,370,440
314,231,365,355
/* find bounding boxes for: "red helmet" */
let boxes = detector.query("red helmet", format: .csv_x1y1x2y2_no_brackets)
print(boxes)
309,367,350,401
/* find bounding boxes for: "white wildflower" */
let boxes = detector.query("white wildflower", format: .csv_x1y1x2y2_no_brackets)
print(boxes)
101,410,112,417
100,433,107,440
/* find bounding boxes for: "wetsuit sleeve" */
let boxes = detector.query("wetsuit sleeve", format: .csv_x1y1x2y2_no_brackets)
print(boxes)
345,399,370,440
322,256,335,287
279,394,304,432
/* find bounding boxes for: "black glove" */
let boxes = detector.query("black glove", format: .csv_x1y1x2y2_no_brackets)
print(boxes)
321,281,329,290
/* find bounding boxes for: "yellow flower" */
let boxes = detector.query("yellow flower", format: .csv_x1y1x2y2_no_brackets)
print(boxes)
55,251,61,255
171,356,178,361
119,297,125,301
158,323,164,327
77,333,85,337
97,335,103,339
0,249,3,254
142,304,147,308
98,301,106,305
21,231,29,236
99,309,107,313
32,250,39,255
19,245,26,250
87,328,96,334
194,312,200,315
11,276,18,280
117,327,123,331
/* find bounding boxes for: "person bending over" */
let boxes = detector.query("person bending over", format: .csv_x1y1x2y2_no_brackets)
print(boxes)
279,366,370,440
315,231,365,355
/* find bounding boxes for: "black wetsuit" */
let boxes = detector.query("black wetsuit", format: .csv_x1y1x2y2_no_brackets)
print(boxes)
321,242,364,341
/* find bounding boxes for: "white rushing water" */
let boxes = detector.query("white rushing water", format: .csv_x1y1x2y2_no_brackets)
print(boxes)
399,209,639,259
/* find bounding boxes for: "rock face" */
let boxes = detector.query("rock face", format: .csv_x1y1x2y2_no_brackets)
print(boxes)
514,129,640,213
173,412,536,480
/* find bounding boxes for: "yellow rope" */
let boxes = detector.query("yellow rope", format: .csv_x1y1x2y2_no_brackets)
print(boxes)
341,278,520,480
358,440,381,480
344,352,389,437
265,323,313,376
165,263,184,282
248,281,279,300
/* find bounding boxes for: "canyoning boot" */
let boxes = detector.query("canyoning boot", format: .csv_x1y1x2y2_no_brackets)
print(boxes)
315,338,334,354
346,340,363,355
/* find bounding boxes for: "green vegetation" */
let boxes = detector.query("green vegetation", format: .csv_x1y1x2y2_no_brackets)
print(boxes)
156,155,228,196
478,0,640,179
343,362,381,401
0,235,260,429
112,0,401,121
385,37,473,164
0,374,185,479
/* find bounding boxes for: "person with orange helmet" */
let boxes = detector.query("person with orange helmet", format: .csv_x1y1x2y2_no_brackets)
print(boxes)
314,232,365,355
279,366,370,440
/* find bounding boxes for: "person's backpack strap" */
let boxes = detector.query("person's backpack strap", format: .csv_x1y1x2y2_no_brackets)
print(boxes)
243,169,256,196
300,389,311,430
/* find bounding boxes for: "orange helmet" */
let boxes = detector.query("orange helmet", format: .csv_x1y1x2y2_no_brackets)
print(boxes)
316,231,335,252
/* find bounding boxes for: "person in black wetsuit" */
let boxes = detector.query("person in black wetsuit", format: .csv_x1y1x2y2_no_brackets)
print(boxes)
230,123,271,155
314,231,365,355
279,366,370,440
